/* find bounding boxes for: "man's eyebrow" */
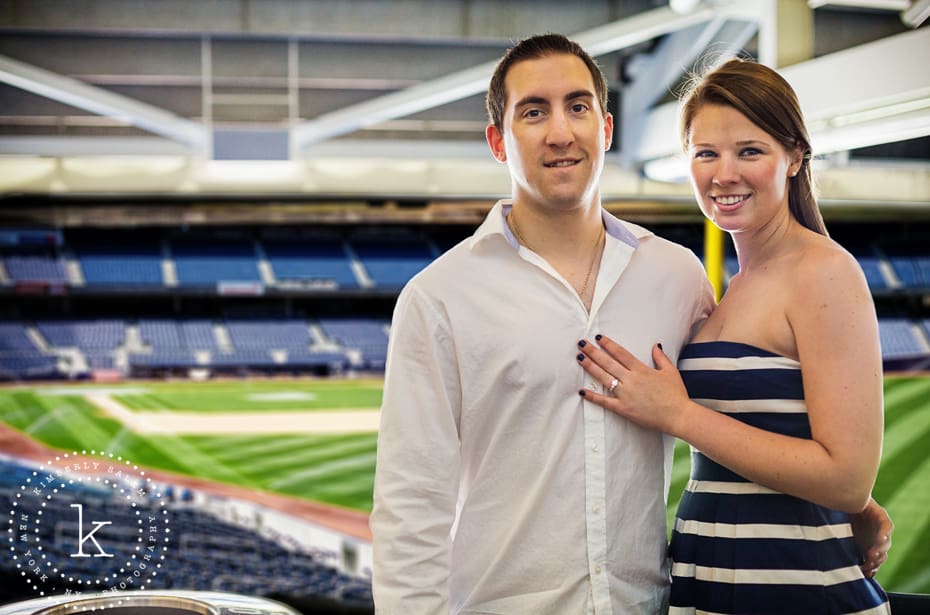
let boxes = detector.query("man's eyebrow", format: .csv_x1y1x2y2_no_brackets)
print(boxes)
513,90,596,109
565,89,595,102
513,95,548,109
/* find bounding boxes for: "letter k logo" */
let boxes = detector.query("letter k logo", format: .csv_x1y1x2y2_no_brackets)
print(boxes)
69,504,114,558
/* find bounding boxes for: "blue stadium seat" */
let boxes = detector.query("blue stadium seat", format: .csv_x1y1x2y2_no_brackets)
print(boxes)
915,257,930,288
856,256,889,290
3,254,69,284
0,322,40,351
180,320,221,350
173,240,261,286
130,349,199,369
0,456,372,607
843,241,889,290
36,319,126,350
225,318,313,350
0,351,59,380
265,239,358,289
138,319,185,349
0,323,59,379
888,256,922,288
353,238,433,289
286,348,348,371
878,318,927,359
211,349,279,368
76,245,163,286
318,318,388,370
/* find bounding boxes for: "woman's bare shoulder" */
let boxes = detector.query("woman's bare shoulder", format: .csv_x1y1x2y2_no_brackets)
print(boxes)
793,234,865,286
787,234,874,328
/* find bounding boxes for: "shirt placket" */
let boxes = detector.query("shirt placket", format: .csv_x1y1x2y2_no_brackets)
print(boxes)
582,237,627,615
582,328,612,615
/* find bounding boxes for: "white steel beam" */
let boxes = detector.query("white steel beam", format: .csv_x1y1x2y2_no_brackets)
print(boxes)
0,54,209,155
619,17,758,166
635,26,930,164
291,3,725,157
0,136,193,157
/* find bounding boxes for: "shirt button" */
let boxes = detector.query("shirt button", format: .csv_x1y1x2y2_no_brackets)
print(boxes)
595,565,602,574
591,443,598,452
592,505,600,514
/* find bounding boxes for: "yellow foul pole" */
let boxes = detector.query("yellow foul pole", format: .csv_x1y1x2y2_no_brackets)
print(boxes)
704,219,725,302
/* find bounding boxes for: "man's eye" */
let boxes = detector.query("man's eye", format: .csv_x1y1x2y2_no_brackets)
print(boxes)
571,103,588,113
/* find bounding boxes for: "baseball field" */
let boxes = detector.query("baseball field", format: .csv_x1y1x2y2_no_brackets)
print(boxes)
0,375,927,593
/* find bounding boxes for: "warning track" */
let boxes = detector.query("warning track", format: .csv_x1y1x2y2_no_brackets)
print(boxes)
85,393,381,434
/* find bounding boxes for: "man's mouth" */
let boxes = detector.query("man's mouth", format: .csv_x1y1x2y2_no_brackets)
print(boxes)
545,159,580,168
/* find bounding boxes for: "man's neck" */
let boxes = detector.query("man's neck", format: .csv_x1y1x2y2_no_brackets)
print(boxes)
508,201,606,311
509,201,603,260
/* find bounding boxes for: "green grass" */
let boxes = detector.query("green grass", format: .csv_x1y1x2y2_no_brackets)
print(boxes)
870,376,930,593
1,375,928,592
0,380,382,510
111,379,383,411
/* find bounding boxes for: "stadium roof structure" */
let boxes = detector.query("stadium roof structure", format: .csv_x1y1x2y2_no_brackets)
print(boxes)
0,0,927,206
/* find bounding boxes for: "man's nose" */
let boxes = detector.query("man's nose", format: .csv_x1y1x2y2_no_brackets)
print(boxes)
546,110,574,146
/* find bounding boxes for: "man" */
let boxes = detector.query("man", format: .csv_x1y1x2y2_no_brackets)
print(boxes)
372,33,712,614
370,34,890,614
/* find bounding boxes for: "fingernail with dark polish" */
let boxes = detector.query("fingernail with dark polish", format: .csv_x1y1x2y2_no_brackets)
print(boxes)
578,389,586,397
576,353,585,361
657,343,663,351
578,340,586,347
595,334,602,341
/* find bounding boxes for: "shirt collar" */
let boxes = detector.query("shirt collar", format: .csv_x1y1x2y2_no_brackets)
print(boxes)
469,199,646,251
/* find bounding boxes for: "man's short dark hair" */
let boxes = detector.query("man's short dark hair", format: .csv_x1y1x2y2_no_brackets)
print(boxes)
486,33,610,131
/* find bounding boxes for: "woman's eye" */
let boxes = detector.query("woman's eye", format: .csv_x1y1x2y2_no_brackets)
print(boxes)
741,148,762,156
693,150,715,159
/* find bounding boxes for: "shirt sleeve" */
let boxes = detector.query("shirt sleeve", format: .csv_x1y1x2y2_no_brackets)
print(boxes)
370,282,463,614
691,274,716,338
683,250,716,339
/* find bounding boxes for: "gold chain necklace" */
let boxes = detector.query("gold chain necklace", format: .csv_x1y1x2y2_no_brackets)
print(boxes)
509,207,604,300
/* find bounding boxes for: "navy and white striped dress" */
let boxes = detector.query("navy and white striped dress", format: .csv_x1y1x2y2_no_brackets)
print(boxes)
670,341,889,615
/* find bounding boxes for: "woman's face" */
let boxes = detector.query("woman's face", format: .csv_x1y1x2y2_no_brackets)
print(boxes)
687,104,801,234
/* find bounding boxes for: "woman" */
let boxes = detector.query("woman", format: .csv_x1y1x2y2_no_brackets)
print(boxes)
576,58,890,614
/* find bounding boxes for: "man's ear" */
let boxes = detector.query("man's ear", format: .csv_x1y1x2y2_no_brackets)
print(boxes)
486,124,506,162
603,112,614,151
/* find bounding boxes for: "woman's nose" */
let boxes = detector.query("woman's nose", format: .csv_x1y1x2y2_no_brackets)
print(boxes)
713,155,738,184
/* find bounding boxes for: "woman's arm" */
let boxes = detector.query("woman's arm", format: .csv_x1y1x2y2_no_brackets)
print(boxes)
576,249,884,513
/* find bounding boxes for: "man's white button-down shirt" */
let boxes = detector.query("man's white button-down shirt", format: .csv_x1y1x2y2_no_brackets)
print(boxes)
372,200,715,614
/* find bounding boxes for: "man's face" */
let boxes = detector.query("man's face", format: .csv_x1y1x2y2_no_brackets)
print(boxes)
487,53,613,214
